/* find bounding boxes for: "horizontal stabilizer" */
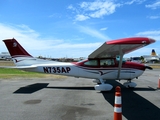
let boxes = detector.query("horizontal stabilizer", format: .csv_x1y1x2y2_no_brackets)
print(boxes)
0,65,37,69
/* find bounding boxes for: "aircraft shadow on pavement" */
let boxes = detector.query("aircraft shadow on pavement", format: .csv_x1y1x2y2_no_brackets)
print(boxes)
13,83,49,94
46,86,95,90
13,83,94,94
13,81,156,94
101,80,160,120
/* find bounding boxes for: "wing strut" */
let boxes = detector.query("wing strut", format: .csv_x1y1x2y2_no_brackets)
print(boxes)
117,45,124,80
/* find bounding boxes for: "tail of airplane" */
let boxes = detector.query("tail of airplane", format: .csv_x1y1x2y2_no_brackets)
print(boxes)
3,38,35,66
3,38,58,68
151,49,157,56
3,38,32,58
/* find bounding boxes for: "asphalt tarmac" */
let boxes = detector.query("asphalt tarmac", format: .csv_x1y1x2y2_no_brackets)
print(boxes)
0,69,160,120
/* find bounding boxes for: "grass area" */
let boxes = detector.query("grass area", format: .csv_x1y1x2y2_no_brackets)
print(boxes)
149,64,160,69
0,68,46,79
0,61,15,66
0,61,67,79
0,68,66,79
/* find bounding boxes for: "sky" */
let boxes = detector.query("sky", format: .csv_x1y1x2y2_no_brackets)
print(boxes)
0,0,160,58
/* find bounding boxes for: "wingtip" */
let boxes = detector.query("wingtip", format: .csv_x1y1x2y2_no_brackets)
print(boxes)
149,38,156,44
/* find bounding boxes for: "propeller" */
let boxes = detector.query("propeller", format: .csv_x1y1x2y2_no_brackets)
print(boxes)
145,64,153,70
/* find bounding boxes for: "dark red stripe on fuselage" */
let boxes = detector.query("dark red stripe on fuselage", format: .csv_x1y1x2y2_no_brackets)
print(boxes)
74,60,146,71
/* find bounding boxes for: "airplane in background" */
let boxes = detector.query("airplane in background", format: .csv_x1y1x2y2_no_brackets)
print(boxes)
2,37,155,91
143,49,159,63
0,52,11,60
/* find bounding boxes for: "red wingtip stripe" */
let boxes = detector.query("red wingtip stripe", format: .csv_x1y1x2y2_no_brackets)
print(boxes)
106,37,155,45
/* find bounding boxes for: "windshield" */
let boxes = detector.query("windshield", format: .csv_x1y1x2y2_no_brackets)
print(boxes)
84,60,98,66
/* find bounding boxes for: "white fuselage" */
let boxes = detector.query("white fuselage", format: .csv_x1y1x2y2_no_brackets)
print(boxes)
21,62,144,80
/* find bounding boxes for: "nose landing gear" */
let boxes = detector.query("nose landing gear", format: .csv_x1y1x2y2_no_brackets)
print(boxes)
123,80,137,88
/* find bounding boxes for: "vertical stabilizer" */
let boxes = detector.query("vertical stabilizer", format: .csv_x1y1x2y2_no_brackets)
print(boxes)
151,49,156,56
3,38,56,66
3,38,34,66
3,38,32,58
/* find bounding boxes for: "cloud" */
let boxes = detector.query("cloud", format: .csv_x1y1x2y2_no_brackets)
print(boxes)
81,0,121,18
68,0,121,21
100,27,108,31
0,23,103,58
146,1,160,9
67,5,76,11
68,0,147,21
75,14,90,21
0,23,62,50
147,15,160,19
0,23,38,39
136,30,160,41
53,42,101,49
78,25,110,40
125,0,146,5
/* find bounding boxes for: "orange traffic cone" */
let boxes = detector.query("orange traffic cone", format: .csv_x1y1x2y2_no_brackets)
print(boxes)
114,86,122,120
158,75,160,89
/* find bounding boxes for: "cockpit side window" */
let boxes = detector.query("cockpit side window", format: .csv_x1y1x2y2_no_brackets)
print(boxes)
84,60,98,66
100,59,115,66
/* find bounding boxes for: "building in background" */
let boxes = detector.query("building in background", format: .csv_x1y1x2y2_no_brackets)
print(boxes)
0,52,11,60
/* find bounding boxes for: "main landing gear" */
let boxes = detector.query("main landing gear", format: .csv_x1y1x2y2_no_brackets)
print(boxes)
94,79,113,91
93,79,137,91
123,80,137,88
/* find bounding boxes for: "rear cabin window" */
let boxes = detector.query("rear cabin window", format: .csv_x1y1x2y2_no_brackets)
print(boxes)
100,59,115,66
84,60,98,66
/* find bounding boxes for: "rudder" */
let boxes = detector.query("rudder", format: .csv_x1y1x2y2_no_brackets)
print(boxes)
3,38,32,58
151,49,156,56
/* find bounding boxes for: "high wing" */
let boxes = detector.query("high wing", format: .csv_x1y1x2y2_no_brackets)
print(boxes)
89,37,155,58
88,37,156,80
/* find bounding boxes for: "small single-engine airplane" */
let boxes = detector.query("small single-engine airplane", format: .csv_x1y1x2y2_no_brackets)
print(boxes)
2,37,155,91
143,49,159,63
